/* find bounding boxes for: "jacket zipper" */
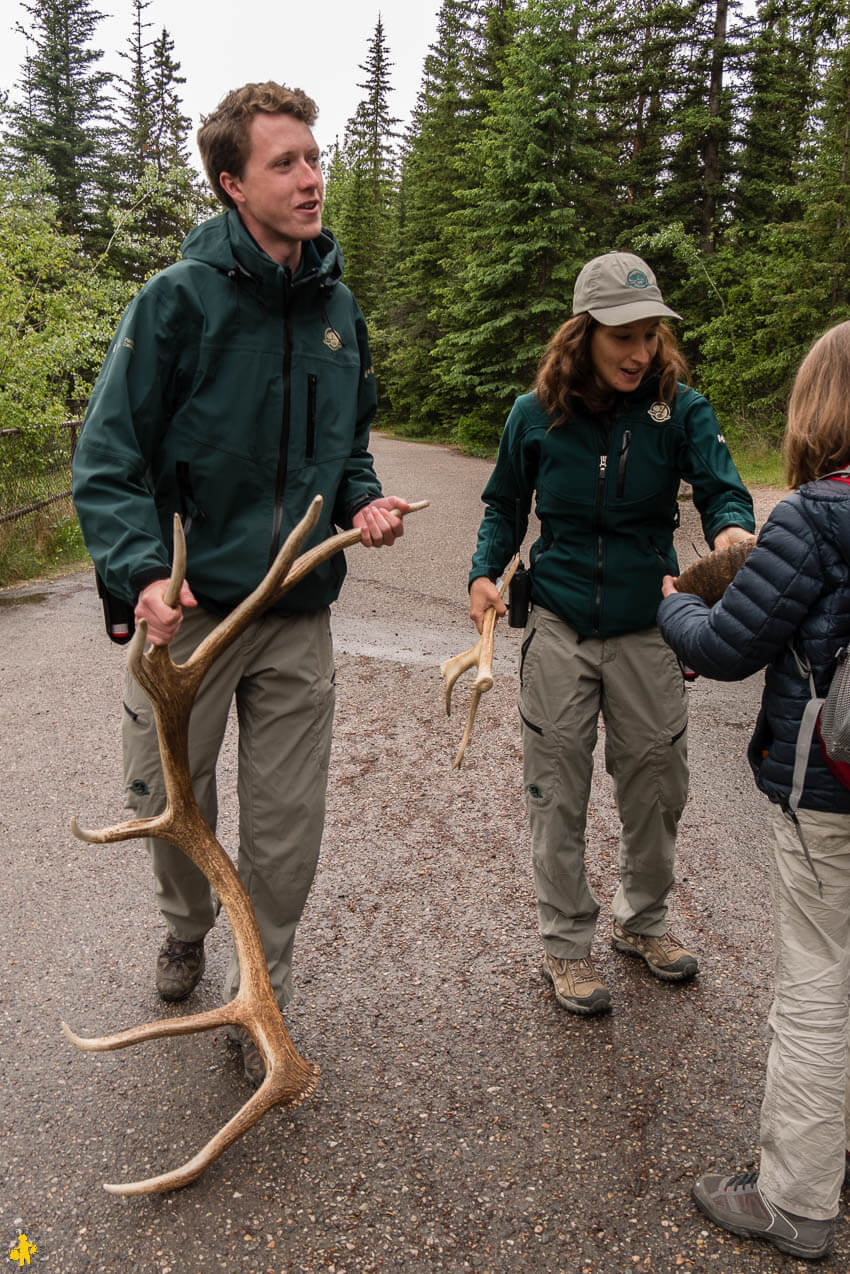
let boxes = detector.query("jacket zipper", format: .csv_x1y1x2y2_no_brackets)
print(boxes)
306,374,317,461
593,451,607,632
616,428,631,498
268,284,293,567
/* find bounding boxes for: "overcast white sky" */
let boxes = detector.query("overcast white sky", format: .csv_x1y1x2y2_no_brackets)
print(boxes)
1,0,443,165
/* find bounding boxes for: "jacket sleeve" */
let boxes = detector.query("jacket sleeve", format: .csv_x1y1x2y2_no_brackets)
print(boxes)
676,390,755,545
469,399,538,587
657,496,824,679
71,277,190,603
331,302,382,527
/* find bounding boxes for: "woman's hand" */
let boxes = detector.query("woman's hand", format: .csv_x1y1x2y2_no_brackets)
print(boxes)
714,525,751,549
469,575,506,635
661,574,678,599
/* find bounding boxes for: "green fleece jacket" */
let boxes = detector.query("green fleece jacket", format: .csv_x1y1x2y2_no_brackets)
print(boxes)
72,210,382,615
470,381,755,638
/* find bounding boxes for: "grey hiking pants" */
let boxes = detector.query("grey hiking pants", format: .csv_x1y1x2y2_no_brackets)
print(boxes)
518,606,689,959
123,604,335,1008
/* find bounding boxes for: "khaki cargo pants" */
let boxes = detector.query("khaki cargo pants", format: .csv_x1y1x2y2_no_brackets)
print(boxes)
519,606,689,959
759,805,850,1220
123,604,335,1007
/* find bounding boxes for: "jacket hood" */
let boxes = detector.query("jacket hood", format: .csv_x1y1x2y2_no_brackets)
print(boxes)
798,477,850,570
179,209,344,291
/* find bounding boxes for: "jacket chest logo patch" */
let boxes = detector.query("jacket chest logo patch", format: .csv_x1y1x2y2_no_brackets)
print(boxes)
648,401,671,422
323,328,342,351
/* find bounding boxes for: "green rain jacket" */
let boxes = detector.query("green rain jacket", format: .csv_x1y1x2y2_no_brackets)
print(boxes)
72,210,382,616
470,381,755,639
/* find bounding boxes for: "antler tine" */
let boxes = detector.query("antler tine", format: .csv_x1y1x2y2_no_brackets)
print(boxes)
274,499,430,599
61,1002,236,1051
103,1061,318,1196
185,497,324,679
440,554,520,768
164,512,187,607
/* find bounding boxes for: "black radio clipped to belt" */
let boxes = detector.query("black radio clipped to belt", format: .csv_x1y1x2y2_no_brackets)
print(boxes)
95,570,136,644
507,497,531,628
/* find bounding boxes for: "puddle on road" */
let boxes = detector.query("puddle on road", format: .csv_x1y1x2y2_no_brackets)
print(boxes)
0,592,48,607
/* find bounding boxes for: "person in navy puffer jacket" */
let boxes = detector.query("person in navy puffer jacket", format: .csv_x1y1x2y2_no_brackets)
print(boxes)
658,320,850,1262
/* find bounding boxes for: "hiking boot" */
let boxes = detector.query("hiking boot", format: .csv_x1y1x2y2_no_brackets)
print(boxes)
155,934,205,1002
541,951,611,1016
611,921,698,981
227,1027,265,1088
692,1169,833,1260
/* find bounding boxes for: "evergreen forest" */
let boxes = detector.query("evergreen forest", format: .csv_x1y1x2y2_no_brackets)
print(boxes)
3,0,850,464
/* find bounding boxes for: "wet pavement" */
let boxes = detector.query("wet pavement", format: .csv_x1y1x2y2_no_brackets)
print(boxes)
1,435,847,1272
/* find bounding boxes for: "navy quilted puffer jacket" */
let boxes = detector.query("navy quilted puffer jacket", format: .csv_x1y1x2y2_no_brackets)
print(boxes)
657,478,850,813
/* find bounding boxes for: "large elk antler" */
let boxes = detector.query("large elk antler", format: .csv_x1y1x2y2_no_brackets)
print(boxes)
65,496,428,1195
440,553,520,769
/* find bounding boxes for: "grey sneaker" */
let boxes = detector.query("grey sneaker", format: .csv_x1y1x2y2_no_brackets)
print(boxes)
541,951,611,1016
611,921,698,981
155,934,205,1002
227,1026,265,1088
693,1170,833,1260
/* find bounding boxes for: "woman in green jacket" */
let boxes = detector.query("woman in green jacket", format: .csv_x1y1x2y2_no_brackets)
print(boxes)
468,252,755,1015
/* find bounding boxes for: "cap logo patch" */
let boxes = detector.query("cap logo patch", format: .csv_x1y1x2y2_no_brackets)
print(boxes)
648,402,671,422
626,269,650,289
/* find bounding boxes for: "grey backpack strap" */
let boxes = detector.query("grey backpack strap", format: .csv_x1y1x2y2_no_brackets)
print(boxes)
789,693,823,814
783,639,824,895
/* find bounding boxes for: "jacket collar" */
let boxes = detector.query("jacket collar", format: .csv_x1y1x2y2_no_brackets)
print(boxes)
180,210,343,297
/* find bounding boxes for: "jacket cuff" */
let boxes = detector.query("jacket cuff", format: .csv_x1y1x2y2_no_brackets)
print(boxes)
130,565,172,600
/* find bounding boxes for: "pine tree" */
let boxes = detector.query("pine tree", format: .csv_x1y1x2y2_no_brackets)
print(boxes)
733,0,846,228
323,17,399,320
430,0,587,449
4,0,113,245
106,4,207,281
380,0,514,436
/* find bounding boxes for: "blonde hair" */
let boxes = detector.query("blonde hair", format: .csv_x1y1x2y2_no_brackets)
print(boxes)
197,82,318,207
535,313,690,427
783,321,850,487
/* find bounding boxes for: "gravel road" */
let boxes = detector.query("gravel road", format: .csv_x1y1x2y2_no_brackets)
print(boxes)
1,434,846,1273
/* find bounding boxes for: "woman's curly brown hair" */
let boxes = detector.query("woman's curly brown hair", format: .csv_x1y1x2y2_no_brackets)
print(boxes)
535,313,690,427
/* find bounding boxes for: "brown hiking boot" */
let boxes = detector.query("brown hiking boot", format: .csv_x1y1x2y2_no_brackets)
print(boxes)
155,934,205,1002
612,921,698,981
227,1027,265,1088
541,951,611,1016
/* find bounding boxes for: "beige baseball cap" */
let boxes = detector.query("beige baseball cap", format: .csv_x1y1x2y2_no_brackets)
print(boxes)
572,252,681,325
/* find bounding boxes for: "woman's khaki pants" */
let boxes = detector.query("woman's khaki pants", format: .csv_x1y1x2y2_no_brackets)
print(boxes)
518,607,689,959
759,804,850,1220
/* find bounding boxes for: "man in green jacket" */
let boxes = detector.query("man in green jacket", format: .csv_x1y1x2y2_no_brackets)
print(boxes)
72,81,409,1085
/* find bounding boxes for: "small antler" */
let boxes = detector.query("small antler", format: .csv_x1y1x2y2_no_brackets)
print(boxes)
674,535,756,605
66,496,428,1194
441,554,520,769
